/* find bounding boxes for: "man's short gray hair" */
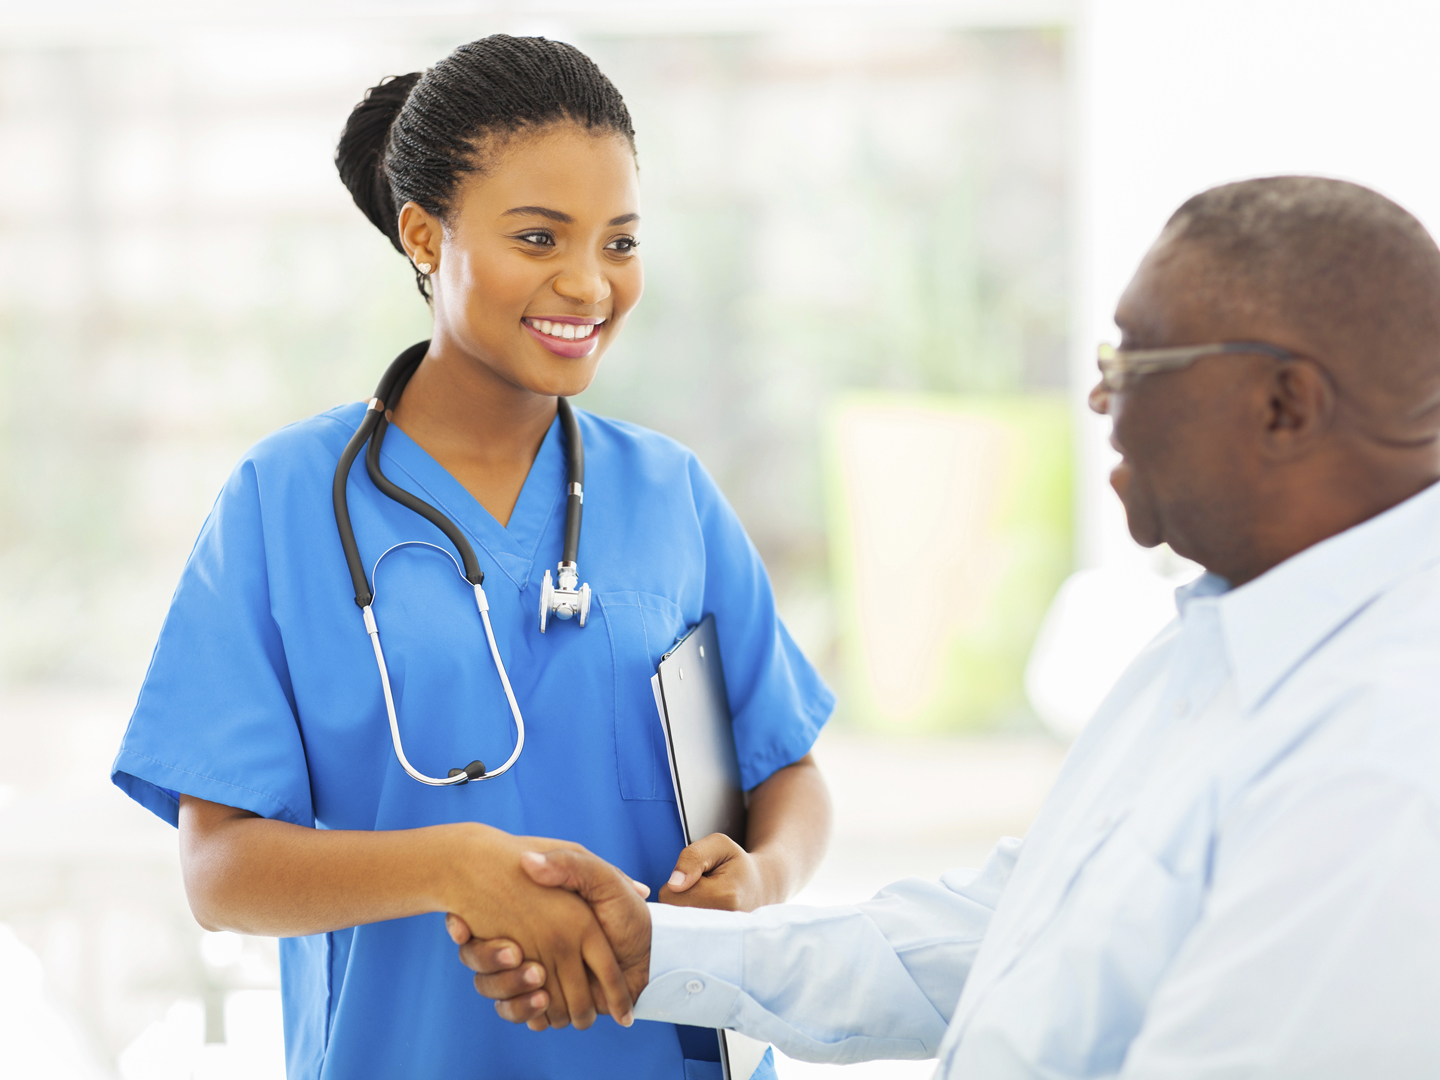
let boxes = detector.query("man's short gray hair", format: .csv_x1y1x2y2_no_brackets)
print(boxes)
1162,176,1440,428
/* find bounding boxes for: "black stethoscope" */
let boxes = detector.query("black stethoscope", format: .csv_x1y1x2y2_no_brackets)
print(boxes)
331,341,590,786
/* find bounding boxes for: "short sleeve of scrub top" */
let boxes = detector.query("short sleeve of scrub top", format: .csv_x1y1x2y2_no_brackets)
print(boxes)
112,402,833,1080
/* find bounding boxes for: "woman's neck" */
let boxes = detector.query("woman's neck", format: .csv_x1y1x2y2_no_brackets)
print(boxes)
388,343,557,528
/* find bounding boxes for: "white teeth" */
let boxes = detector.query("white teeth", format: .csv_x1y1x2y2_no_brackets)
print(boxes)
528,318,602,340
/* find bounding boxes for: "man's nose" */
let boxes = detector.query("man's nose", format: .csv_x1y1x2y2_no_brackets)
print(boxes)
1088,379,1111,415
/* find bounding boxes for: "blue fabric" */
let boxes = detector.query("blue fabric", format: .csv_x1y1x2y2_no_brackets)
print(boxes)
112,402,832,1080
681,1046,776,1080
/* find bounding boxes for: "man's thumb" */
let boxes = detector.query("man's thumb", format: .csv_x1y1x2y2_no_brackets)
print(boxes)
522,849,640,903
519,850,571,887
520,849,612,897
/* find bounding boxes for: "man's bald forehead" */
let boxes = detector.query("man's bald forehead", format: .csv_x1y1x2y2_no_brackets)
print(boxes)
1154,177,1440,428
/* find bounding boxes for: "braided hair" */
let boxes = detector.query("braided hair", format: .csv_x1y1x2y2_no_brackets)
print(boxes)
335,35,636,299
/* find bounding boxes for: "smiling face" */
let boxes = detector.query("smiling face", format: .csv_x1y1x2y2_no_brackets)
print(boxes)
1090,180,1440,585
398,122,643,399
1089,235,1286,566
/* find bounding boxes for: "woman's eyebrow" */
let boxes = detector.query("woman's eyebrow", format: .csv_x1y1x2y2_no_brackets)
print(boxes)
503,205,572,223
500,206,640,227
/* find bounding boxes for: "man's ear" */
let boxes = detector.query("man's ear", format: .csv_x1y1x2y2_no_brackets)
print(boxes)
398,201,442,270
1266,359,1336,457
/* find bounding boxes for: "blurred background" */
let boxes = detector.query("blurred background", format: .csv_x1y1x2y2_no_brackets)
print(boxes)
3,0,1440,1076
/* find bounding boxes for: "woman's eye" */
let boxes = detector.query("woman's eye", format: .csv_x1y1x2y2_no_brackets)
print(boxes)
605,235,639,254
517,231,554,247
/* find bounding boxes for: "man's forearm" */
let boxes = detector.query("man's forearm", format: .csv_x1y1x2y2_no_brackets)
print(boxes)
635,840,1022,1061
638,890,950,1063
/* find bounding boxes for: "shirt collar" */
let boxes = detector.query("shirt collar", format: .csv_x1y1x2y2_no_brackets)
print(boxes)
1174,571,1231,615
1213,479,1440,713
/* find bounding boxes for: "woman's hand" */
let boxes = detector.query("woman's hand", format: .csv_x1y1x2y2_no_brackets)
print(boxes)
659,752,832,912
447,833,781,1030
173,797,633,1031
438,826,632,1032
448,754,831,1027
658,832,777,911
447,860,651,1030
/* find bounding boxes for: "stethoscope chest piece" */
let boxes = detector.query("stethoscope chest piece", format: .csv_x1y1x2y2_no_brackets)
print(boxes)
538,455,590,633
540,561,591,632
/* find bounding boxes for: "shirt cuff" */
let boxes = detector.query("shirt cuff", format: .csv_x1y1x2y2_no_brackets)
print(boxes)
635,903,749,1028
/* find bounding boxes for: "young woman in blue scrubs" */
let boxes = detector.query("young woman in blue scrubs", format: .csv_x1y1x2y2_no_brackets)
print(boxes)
111,35,833,1080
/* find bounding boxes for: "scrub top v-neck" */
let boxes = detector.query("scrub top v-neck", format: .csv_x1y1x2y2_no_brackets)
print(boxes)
112,400,833,1080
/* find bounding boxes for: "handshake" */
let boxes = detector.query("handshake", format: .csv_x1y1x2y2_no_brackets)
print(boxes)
447,848,654,1031
440,830,762,1033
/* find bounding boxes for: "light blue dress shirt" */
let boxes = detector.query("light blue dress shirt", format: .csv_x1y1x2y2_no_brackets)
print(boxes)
636,479,1440,1077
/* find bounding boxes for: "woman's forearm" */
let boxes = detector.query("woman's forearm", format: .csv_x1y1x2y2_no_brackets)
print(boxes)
746,752,833,904
178,794,477,937
179,795,633,1030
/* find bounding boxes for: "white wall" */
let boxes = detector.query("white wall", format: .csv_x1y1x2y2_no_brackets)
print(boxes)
1076,0,1440,569
1026,0,1440,738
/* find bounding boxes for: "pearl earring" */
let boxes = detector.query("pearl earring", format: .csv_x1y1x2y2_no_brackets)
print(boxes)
416,261,433,275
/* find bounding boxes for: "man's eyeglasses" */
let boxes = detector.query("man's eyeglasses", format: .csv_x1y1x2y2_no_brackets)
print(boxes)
1096,341,1297,393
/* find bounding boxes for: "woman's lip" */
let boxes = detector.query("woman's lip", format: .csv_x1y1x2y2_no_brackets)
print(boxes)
522,318,601,358
523,315,605,325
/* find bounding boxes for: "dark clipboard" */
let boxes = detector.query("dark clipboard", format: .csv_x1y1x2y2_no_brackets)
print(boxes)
651,614,771,1080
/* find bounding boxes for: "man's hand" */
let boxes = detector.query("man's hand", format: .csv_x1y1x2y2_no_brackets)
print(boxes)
660,832,773,910
450,849,654,1028
439,831,632,1032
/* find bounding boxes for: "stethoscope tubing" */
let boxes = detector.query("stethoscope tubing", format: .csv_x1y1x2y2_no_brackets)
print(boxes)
333,341,430,608
333,341,584,787
364,541,525,786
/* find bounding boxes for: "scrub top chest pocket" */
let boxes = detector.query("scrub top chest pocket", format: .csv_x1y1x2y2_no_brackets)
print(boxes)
599,590,689,801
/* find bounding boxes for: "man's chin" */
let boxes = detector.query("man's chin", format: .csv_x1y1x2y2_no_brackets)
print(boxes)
1112,475,1164,549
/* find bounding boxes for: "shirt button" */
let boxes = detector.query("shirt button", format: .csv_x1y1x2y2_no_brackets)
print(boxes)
685,980,704,994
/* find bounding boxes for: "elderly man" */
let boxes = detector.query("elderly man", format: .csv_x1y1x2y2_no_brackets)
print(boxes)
455,177,1440,1077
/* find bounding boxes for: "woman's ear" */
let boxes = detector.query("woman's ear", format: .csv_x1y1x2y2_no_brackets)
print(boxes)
398,201,442,271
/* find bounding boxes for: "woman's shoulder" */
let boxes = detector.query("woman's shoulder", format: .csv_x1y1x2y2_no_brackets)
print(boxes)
237,401,369,478
198,403,369,515
575,409,705,480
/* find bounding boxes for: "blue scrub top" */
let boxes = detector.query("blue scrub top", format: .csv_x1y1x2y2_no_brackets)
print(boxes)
112,400,832,1080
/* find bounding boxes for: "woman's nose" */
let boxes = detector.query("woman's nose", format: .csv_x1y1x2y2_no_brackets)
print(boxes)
553,259,611,306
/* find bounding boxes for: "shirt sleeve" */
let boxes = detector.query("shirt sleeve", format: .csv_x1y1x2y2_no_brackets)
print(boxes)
634,837,1020,1064
687,457,834,790
111,458,314,828
1120,768,1440,1078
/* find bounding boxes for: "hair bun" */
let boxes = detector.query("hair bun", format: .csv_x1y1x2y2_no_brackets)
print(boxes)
335,72,422,253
